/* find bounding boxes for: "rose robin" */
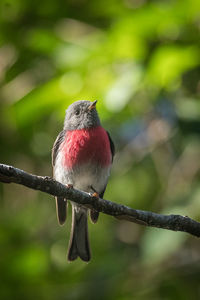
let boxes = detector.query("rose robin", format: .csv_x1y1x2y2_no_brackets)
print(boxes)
52,100,115,262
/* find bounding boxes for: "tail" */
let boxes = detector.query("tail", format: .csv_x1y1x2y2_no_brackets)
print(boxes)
68,204,91,262
90,209,99,224
56,197,67,225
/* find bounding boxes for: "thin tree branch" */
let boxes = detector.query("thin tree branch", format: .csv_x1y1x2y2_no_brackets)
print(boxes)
0,163,200,237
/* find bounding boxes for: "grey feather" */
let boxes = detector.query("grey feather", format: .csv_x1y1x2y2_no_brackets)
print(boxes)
89,209,99,224
56,197,67,225
68,204,91,262
64,100,100,131
52,130,66,167
52,130,68,225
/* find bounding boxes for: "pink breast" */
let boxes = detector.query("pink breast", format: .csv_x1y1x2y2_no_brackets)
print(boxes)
61,126,112,168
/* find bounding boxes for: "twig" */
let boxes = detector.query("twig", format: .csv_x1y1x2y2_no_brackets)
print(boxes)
0,163,200,237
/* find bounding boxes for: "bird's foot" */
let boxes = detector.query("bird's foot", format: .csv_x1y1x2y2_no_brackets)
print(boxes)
66,184,73,189
90,185,99,198
92,192,99,198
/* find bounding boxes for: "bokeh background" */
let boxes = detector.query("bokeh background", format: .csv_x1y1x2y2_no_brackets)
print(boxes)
1,0,200,299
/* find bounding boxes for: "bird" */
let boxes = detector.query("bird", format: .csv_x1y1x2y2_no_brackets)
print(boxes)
52,100,115,262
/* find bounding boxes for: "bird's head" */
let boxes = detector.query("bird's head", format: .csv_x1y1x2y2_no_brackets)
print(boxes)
64,100,100,130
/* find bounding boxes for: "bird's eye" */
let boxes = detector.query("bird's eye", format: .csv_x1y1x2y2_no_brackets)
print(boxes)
75,109,80,116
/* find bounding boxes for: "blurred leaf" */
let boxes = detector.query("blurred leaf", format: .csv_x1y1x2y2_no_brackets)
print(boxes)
11,78,70,128
25,28,60,54
141,227,186,265
11,246,48,279
147,45,199,88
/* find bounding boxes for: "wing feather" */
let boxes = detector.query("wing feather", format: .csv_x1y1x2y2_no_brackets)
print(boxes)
52,130,67,225
52,130,66,167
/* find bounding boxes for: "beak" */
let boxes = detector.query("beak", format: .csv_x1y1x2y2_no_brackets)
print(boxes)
88,100,97,111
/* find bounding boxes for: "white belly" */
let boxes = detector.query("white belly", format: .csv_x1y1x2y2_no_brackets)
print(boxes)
54,150,111,194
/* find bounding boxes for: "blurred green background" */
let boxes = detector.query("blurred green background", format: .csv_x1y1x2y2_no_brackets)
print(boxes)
1,0,200,299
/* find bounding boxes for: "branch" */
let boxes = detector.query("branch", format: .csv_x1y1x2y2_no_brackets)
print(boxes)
0,163,200,237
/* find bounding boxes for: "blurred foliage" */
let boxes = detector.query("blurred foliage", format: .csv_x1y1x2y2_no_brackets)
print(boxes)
1,0,200,299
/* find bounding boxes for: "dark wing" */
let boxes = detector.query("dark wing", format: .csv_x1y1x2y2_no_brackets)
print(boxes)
106,130,115,162
99,130,115,197
90,131,115,224
52,130,66,167
52,129,67,225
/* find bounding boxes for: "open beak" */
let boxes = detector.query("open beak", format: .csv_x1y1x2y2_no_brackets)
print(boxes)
88,100,97,111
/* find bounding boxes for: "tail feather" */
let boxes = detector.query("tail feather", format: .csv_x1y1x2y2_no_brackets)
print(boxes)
68,204,91,262
90,209,99,224
56,197,67,225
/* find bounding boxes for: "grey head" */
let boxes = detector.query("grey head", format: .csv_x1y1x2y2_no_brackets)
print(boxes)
64,100,101,130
